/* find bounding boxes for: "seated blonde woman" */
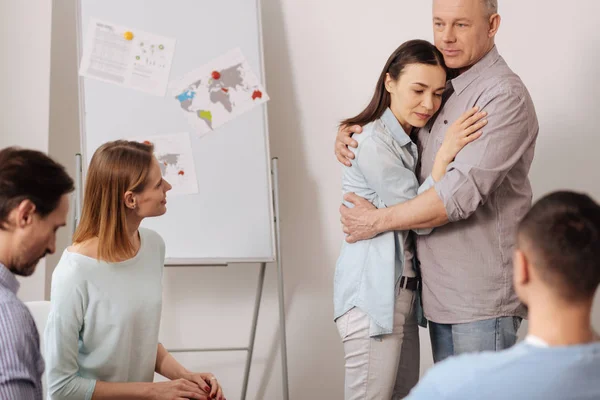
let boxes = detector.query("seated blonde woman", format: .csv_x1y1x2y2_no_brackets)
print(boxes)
45,140,225,400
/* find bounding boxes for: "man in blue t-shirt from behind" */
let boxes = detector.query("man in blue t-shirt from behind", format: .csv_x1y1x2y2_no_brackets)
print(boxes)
407,190,600,400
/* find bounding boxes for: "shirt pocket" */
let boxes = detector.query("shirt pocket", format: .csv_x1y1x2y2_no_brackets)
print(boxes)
429,125,445,162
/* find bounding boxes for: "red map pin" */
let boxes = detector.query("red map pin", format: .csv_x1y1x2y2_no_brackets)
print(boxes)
211,71,221,80
252,90,263,100
178,170,185,176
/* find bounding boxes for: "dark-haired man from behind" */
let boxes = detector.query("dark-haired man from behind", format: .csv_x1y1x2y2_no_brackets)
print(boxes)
0,147,74,400
406,191,600,400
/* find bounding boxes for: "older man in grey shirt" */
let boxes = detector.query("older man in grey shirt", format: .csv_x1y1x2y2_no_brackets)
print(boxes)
0,147,73,399
336,0,538,362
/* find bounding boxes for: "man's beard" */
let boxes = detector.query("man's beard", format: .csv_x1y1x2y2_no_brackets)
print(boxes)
8,253,45,277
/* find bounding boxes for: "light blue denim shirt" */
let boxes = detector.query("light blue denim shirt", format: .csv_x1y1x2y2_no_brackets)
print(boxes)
334,108,434,336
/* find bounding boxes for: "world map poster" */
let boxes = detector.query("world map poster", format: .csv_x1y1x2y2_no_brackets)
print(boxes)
129,132,199,196
170,48,269,137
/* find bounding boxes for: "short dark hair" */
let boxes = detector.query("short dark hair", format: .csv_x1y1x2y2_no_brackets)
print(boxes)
517,191,600,301
0,147,74,229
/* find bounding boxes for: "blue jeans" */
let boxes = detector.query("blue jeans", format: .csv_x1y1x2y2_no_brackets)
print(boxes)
429,316,522,363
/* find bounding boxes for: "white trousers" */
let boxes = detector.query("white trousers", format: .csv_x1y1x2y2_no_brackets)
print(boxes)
336,288,419,400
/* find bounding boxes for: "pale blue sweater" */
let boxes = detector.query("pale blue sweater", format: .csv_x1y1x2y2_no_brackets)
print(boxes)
407,340,600,399
44,228,165,400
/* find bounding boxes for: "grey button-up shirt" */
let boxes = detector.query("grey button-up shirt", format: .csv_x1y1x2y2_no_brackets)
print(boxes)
0,263,44,399
417,46,538,324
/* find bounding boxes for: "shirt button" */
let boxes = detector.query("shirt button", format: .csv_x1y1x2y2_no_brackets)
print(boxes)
444,120,448,124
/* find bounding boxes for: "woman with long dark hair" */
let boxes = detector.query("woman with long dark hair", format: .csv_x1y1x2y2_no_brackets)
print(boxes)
333,40,487,399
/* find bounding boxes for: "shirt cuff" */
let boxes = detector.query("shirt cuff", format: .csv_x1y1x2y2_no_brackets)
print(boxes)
434,176,461,222
84,380,97,400
412,175,436,235
417,175,435,195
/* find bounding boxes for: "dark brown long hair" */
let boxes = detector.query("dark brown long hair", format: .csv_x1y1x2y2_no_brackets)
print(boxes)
341,40,447,127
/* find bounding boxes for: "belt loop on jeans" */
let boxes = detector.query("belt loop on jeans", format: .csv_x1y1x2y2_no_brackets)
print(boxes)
399,276,420,291
400,276,409,290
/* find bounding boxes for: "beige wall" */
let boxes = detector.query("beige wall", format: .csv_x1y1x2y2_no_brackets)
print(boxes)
0,0,53,302
3,1,598,399
45,0,81,298
262,0,600,396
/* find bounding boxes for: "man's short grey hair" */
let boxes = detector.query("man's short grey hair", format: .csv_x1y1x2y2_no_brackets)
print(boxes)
482,0,498,15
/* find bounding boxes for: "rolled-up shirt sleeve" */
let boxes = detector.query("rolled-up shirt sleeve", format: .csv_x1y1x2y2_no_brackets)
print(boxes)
434,89,536,222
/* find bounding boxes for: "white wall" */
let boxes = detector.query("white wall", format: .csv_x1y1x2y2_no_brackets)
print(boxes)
0,0,53,302
494,0,600,340
46,0,81,299
262,0,600,397
261,2,434,395
17,1,600,399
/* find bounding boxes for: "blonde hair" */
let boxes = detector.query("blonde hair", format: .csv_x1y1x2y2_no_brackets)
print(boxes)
73,140,154,261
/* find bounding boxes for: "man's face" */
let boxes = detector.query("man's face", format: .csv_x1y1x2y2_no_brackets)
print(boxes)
432,0,496,71
10,195,69,277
